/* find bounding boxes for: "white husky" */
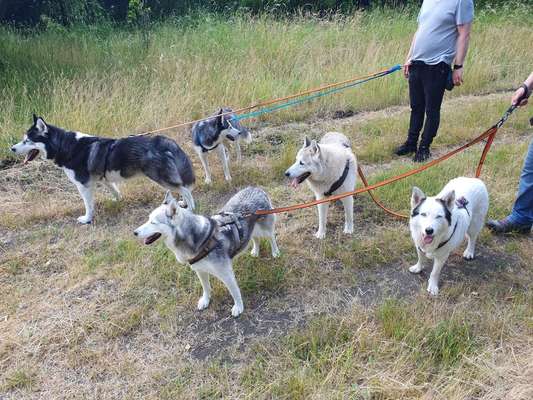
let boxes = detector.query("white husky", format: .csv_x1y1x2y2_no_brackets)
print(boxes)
285,132,357,239
409,177,489,295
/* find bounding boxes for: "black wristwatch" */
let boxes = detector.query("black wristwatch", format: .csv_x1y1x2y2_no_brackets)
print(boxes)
520,83,531,98
453,64,463,70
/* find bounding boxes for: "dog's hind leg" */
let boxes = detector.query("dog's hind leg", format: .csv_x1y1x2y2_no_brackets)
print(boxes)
234,140,242,163
269,231,281,258
195,270,211,311
104,181,122,201
177,186,195,210
217,145,232,182
250,237,260,257
341,195,354,234
210,261,243,317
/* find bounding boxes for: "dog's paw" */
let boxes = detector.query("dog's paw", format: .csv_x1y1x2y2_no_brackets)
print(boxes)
427,281,439,296
224,175,232,182
314,230,326,240
77,216,92,224
197,296,210,311
231,304,243,317
343,226,353,235
204,177,212,185
409,264,424,274
462,249,475,260
250,248,259,257
271,248,281,258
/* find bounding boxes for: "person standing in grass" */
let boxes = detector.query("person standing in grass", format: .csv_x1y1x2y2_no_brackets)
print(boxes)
395,0,474,162
487,73,533,234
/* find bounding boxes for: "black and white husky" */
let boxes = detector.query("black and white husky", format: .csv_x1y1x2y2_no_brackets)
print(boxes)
134,187,280,317
409,177,489,295
191,108,251,184
11,115,195,224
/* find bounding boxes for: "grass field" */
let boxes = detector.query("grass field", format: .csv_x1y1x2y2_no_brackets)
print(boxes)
1,6,533,400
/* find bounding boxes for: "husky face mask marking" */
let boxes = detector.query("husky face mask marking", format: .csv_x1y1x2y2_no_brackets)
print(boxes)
11,115,49,163
284,137,322,188
134,192,180,245
221,113,251,143
410,187,455,247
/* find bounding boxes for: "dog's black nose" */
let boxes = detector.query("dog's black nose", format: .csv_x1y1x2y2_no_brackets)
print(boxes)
133,231,138,236
284,171,290,177
425,227,434,235
10,146,16,152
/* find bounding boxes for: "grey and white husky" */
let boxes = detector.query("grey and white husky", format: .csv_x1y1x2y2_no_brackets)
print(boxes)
10,115,195,224
409,177,489,295
191,108,251,184
134,187,280,317
285,132,357,239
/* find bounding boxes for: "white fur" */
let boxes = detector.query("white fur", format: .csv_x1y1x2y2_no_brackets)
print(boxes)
285,132,357,239
409,177,489,295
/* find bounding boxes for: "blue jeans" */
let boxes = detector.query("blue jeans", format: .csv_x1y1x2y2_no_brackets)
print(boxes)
508,138,533,226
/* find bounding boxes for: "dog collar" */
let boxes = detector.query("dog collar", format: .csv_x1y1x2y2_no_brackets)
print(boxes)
436,220,459,250
324,159,351,197
187,218,219,265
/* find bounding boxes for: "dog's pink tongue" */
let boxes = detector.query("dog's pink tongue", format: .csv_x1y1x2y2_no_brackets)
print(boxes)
423,235,434,245
289,178,299,189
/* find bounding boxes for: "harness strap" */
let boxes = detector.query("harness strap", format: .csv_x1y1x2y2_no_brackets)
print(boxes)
437,221,459,250
102,140,117,179
324,159,351,197
187,218,218,265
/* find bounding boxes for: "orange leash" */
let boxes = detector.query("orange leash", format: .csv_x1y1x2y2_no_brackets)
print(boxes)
134,66,400,136
255,125,499,217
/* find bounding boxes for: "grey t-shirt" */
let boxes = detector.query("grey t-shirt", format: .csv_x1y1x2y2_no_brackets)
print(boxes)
410,0,474,66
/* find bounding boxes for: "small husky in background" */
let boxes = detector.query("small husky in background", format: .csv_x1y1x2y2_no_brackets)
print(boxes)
11,115,195,224
134,187,280,317
285,132,357,239
191,108,252,184
409,177,489,295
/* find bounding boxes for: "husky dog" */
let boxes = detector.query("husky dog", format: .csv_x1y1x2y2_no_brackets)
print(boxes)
11,115,195,224
285,132,357,239
191,108,251,184
409,177,489,295
133,187,280,317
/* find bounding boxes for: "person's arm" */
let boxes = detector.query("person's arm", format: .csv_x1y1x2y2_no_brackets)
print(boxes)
404,29,418,79
511,72,533,106
452,23,472,86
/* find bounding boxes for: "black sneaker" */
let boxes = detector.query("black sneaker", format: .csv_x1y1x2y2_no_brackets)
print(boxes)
486,218,531,234
395,142,417,156
413,147,431,162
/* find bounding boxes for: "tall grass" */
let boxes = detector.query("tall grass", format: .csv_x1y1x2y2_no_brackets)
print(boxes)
1,6,532,159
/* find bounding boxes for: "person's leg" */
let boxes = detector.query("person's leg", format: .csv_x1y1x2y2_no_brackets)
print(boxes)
487,139,533,234
396,64,425,155
415,63,448,162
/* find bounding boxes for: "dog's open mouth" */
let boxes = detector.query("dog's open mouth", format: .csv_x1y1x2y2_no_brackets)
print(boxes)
23,149,40,164
290,172,311,188
144,233,162,245
422,234,434,245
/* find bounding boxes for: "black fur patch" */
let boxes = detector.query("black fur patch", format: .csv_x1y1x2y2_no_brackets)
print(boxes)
436,198,452,225
411,198,426,217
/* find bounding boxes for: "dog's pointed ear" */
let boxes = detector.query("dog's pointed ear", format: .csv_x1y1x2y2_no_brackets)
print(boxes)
310,140,321,156
411,187,426,210
35,117,48,135
33,113,38,124
216,108,225,128
439,190,456,211
163,190,175,205
303,136,311,148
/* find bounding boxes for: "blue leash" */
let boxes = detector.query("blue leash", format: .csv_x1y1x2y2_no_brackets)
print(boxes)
234,64,402,121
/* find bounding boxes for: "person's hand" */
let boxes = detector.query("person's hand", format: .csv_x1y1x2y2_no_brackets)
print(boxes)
452,68,464,86
403,60,411,79
511,86,529,107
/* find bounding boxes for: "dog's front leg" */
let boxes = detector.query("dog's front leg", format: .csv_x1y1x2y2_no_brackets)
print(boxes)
195,147,212,184
211,261,243,317
409,247,430,274
195,270,211,311
427,257,447,296
217,145,232,182
315,201,329,239
234,140,242,163
341,195,354,234
74,181,95,224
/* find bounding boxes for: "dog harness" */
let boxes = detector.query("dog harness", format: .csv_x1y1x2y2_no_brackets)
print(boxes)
101,140,118,179
187,213,258,265
324,159,351,197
